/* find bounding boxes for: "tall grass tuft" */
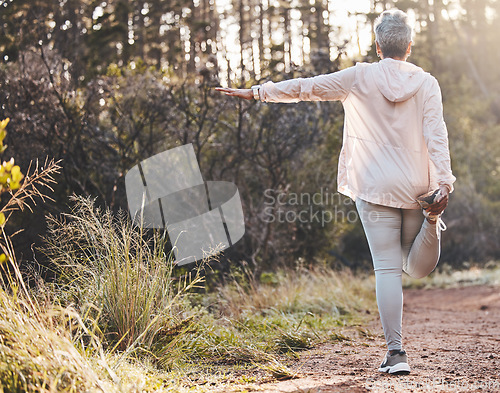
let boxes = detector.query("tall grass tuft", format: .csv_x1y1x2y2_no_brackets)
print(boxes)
43,195,205,365
0,285,111,393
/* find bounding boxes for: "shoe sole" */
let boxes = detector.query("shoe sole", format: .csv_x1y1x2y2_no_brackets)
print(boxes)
378,362,411,375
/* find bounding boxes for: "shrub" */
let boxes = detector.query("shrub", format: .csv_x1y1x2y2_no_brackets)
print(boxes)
43,195,205,365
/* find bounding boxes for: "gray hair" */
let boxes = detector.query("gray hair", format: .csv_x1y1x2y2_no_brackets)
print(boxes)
375,10,412,59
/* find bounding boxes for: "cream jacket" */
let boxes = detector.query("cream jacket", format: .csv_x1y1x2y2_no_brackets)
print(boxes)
259,58,456,209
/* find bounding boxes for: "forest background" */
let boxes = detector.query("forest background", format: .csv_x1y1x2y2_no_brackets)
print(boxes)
0,0,499,276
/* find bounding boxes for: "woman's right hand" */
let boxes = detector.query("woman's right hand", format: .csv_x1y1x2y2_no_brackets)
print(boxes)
215,87,253,100
426,185,449,216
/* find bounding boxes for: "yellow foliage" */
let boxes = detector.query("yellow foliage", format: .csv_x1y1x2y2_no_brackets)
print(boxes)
3,157,14,172
0,121,24,193
0,117,9,154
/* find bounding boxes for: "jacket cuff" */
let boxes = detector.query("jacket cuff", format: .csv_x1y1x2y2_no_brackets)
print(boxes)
439,183,454,193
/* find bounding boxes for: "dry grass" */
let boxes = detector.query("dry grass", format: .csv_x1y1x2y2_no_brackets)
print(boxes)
0,283,115,392
403,262,500,289
215,265,376,320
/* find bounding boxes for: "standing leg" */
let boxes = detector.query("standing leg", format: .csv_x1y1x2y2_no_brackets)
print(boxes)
401,209,441,279
356,199,403,351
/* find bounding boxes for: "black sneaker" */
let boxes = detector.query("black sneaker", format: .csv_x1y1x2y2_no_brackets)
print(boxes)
378,350,411,374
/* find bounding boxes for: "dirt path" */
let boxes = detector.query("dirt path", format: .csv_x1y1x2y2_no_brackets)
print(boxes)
251,285,500,393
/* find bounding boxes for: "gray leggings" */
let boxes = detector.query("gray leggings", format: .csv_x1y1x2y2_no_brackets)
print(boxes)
356,198,441,351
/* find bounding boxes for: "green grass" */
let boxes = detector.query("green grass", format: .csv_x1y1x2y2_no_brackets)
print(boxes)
1,195,498,392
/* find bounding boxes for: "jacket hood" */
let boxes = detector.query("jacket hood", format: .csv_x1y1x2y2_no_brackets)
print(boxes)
373,58,427,102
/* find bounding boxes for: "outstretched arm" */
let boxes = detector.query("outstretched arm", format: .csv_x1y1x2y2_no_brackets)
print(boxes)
215,66,356,103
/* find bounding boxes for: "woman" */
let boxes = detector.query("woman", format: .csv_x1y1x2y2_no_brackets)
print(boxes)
216,9,455,375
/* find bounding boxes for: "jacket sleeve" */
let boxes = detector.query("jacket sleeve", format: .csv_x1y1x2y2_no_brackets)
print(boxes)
422,77,456,192
260,66,356,103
